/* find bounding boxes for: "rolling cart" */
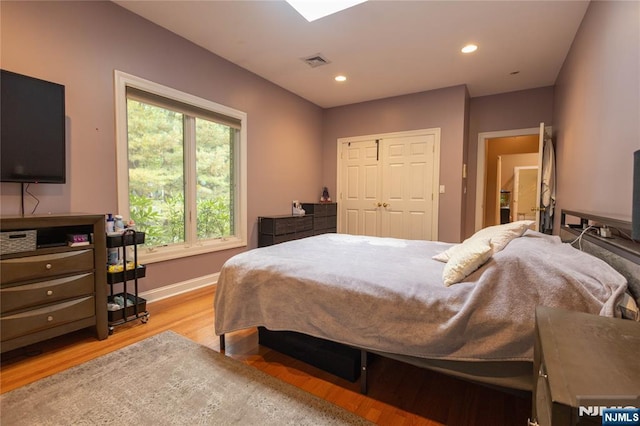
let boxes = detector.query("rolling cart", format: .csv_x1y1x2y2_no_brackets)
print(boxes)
106,229,149,334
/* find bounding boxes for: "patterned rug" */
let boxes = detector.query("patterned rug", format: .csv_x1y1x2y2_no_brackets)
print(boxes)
1,331,370,425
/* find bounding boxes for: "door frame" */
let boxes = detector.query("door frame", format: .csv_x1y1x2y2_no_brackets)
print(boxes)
475,127,539,232
336,128,441,239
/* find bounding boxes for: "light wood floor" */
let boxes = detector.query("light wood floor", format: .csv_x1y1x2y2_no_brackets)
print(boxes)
0,286,531,425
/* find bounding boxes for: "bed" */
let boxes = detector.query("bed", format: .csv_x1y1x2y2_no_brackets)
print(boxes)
214,219,639,393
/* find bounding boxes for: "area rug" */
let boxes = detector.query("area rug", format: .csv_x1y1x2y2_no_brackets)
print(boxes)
1,331,371,425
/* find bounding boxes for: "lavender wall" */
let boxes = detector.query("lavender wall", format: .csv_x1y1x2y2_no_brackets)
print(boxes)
322,85,468,243
0,1,323,291
465,87,554,237
3,1,634,294
553,0,640,224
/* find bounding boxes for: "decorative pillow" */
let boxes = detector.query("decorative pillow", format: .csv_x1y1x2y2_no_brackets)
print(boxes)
442,238,492,286
433,220,535,263
617,292,640,321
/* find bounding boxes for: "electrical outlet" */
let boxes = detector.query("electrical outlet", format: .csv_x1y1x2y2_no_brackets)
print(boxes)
599,226,612,238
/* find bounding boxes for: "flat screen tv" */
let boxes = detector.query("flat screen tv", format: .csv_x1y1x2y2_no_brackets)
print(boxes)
1,69,66,183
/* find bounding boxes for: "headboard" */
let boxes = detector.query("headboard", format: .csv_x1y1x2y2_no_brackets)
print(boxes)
560,210,640,304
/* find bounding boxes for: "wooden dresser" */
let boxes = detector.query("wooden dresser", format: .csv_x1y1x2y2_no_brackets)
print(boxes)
258,203,337,248
257,214,313,247
302,202,337,235
0,214,108,352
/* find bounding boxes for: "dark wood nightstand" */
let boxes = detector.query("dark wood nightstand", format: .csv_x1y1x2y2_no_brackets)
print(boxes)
531,306,640,426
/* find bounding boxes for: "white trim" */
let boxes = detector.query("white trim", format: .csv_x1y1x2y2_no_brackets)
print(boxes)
142,272,219,304
431,131,441,241
113,70,248,263
475,127,539,232
336,128,440,240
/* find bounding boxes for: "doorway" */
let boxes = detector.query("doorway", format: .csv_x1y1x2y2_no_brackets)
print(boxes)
475,127,545,231
487,138,540,226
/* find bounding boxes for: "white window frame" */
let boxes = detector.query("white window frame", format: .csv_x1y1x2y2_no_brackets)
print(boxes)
114,70,247,264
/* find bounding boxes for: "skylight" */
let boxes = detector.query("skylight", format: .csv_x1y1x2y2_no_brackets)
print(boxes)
286,0,368,22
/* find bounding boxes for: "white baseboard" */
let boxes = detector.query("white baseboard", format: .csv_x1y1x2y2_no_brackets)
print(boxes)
140,273,219,304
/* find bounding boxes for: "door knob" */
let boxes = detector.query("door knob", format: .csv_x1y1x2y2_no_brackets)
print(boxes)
376,202,382,207
383,203,390,208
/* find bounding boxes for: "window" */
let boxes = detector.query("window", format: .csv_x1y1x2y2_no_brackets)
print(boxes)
114,71,247,263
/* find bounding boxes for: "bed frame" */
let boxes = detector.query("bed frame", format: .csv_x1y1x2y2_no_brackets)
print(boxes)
219,210,640,395
560,210,640,301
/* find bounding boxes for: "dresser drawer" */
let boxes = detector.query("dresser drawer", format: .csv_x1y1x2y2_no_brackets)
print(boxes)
0,249,94,284
259,216,313,236
1,273,94,313
1,296,95,342
302,203,337,217
313,215,337,231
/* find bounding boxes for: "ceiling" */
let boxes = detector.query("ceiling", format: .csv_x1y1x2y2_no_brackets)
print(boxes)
113,0,590,108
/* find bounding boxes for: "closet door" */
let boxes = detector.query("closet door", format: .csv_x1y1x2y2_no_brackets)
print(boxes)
338,129,440,240
380,134,437,240
340,140,382,236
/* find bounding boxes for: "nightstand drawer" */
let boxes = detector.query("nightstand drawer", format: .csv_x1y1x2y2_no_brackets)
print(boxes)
534,363,552,426
0,249,94,284
1,273,95,313
1,296,95,341
532,307,640,426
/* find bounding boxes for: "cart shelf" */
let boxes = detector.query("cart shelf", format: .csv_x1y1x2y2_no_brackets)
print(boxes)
106,229,149,334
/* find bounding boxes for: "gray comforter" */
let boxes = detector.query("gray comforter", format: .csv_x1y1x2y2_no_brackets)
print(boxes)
214,231,627,361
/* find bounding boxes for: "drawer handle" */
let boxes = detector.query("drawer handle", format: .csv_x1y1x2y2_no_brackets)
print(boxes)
47,316,54,322
45,263,53,270
46,290,54,296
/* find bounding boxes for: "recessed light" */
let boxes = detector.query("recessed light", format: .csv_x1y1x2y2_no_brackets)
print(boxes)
335,75,347,82
461,44,478,54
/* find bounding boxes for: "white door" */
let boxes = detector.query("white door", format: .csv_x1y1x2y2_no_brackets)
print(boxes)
513,166,539,222
534,122,552,231
496,156,503,224
338,129,440,240
341,139,382,236
380,134,438,240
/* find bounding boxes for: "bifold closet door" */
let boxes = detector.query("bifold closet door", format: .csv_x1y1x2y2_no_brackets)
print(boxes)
341,140,382,236
380,134,437,240
339,131,439,240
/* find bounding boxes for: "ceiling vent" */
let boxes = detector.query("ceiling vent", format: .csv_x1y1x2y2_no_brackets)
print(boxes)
301,53,331,68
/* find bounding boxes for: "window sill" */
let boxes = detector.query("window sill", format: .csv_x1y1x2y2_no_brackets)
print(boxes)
136,237,246,264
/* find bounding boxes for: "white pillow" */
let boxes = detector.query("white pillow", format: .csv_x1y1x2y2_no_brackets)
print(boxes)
442,238,492,286
433,220,535,263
